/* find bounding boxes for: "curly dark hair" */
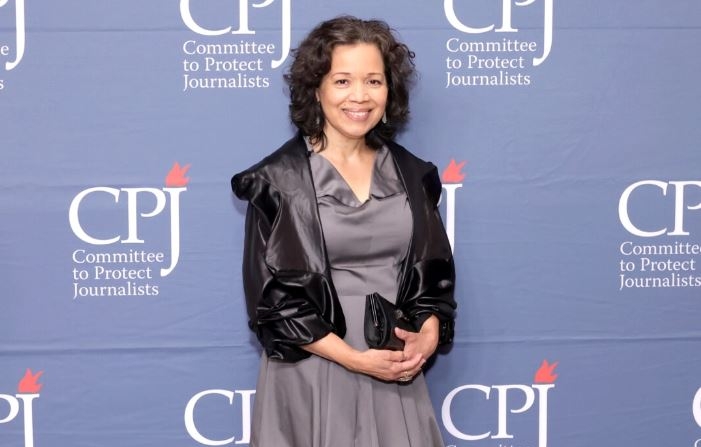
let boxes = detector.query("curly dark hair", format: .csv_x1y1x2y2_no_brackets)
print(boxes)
284,16,416,150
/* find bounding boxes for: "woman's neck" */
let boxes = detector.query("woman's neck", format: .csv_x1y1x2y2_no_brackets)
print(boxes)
315,135,371,161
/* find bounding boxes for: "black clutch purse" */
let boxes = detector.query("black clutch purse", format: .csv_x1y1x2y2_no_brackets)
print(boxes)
364,292,417,350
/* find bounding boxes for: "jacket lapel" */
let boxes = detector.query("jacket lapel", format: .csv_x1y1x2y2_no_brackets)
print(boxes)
387,141,435,261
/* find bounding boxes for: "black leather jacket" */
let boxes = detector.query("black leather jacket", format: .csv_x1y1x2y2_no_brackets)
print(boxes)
231,133,456,362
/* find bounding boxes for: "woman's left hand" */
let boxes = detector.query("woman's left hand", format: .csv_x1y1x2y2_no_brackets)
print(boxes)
395,315,440,363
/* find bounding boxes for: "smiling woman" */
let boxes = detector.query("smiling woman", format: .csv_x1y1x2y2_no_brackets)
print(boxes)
315,43,388,151
284,16,415,152
231,15,456,447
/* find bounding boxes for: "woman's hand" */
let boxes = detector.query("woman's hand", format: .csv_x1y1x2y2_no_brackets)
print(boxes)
350,349,424,382
302,332,424,382
395,315,440,363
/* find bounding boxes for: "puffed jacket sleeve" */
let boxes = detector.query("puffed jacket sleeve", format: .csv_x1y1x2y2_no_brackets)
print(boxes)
233,172,336,362
402,165,457,344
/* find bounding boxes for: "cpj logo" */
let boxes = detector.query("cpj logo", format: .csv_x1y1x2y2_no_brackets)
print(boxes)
0,0,26,91
185,388,256,445
443,0,553,88
179,0,290,92
441,159,467,253
617,180,701,291
442,360,558,447
68,163,190,299
0,369,42,447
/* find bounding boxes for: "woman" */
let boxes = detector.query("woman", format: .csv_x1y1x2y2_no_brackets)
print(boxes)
232,16,456,447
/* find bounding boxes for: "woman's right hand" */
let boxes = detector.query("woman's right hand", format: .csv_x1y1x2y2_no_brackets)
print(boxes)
350,349,425,382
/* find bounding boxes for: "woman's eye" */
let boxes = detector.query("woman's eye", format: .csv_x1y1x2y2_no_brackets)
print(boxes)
335,79,349,85
368,79,383,86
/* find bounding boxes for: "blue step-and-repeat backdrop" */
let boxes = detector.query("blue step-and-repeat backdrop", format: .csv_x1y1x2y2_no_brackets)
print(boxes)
2,1,701,446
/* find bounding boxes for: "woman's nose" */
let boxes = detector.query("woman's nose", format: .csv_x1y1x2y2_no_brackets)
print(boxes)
349,81,368,101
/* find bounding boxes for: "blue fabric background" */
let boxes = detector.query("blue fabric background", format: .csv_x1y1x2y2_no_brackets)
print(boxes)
2,1,700,446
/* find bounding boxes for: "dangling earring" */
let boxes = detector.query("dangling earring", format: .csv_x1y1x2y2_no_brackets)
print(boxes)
315,101,322,127
382,111,387,124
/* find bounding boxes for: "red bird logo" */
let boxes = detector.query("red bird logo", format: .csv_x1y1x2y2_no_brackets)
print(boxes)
441,159,467,183
534,360,558,384
18,369,43,394
165,162,191,187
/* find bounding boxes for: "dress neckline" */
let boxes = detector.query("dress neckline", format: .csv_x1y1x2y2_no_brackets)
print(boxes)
309,144,404,208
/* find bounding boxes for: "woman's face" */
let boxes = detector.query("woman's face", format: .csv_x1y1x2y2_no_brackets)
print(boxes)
316,43,388,146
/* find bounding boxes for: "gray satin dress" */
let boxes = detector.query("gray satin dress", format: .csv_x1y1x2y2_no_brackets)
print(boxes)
250,145,444,447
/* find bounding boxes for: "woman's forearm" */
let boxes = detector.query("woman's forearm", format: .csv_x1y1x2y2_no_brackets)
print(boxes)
301,332,362,371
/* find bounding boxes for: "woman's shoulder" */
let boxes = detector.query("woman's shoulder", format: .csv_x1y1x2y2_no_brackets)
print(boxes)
385,140,439,178
231,133,308,200
384,139,444,207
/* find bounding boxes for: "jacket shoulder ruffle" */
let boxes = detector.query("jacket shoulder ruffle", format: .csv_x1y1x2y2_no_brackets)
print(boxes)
231,134,306,202
385,140,442,207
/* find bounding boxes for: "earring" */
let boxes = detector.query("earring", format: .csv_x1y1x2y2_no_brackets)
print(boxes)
382,111,387,124
315,102,322,126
